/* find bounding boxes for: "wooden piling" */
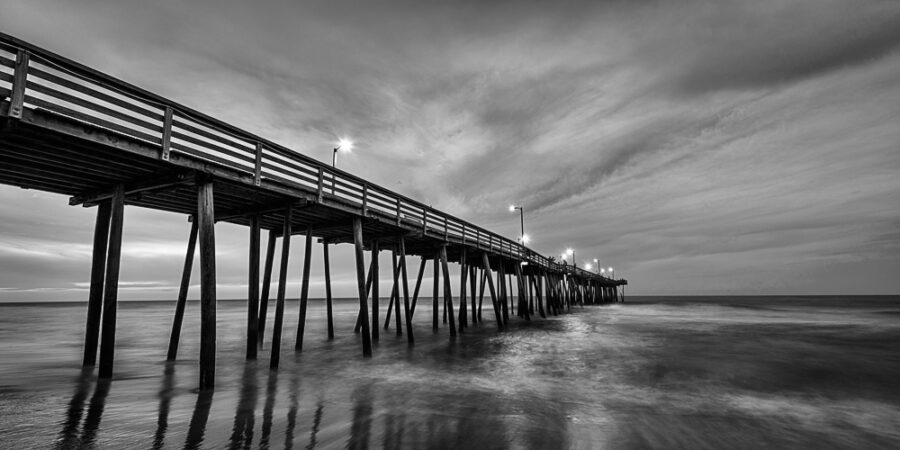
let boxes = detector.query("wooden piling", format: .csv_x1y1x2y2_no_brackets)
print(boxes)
469,264,477,324
409,257,426,317
458,248,467,332
323,242,334,340
481,253,502,330
83,200,111,367
197,181,217,390
98,185,124,379
295,225,312,351
398,236,414,345
270,207,291,369
392,249,402,336
352,217,373,357
257,230,276,348
499,264,509,325
439,246,456,337
246,216,260,360
478,268,486,322
514,262,529,321
371,240,379,342
432,252,439,332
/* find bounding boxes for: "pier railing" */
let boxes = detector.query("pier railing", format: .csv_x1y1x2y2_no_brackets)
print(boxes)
0,33,611,281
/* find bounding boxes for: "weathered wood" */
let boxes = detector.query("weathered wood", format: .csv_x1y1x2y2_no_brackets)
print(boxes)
499,264,509,326
409,257,426,317
161,107,173,161
246,216,260,360
270,206,291,369
439,246,457,337
353,217,373,357
166,219,198,361
458,248,467,332
323,242,334,340
257,230,276,348
353,256,376,333
392,248,402,336
98,184,124,379
371,240,379,342
432,252,439,332
514,262,530,322
197,181,217,390
398,236,414,345
8,49,28,119
469,264,477,324
295,225,313,351
478,268,487,322
481,254,502,330
82,200,111,367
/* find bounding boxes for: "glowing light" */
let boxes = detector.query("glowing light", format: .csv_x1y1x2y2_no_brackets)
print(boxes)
600,268,606,274
566,248,574,256
608,267,613,272
521,234,530,244
336,137,354,152
585,263,593,271
509,205,516,212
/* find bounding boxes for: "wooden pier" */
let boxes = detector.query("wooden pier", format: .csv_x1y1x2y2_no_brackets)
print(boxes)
0,32,626,390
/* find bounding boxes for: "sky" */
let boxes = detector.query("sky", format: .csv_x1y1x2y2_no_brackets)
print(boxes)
1,0,899,300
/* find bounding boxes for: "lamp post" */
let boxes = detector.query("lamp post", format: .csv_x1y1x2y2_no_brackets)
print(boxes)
593,258,599,274
333,138,354,168
509,205,526,245
608,267,614,279
566,248,574,269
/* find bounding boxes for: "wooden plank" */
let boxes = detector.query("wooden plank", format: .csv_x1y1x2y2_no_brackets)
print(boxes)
166,220,198,361
170,130,255,165
352,216,373,357
197,181,217,390
27,65,164,120
27,81,163,131
253,142,263,186
98,184,124,379
82,200,111,367
26,95,162,143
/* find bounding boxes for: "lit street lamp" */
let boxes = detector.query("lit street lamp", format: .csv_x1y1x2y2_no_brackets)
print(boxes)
608,267,614,279
566,248,574,268
509,205,526,245
333,137,354,168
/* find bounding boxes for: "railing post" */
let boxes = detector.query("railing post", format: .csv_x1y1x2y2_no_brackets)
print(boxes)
362,183,368,216
395,198,402,226
443,217,448,241
9,50,29,119
462,224,466,245
253,141,263,186
476,229,480,249
160,107,173,161
422,210,427,234
317,167,324,202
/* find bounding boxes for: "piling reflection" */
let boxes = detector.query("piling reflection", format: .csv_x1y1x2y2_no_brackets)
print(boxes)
153,362,176,449
229,363,258,449
55,369,93,449
185,390,214,449
348,384,373,449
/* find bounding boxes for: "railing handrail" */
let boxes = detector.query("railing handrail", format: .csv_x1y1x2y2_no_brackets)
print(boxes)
0,32,620,283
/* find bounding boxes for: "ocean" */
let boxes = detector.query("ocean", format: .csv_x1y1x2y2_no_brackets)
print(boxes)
1,296,898,449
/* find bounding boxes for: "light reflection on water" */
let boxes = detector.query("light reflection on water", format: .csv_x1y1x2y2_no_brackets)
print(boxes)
0,296,899,449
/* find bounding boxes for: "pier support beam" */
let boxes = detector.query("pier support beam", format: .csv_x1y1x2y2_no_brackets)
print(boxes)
83,200,111,367
270,207,291,369
439,245,456,337
398,236,413,345
324,242,334,340
432,252,440,332
98,184,124,379
457,248,467,332
295,226,312,351
257,231,276,348
409,257,426,318
197,181,217,390
353,217,373,357
481,254,502,330
246,216,260,360
371,240,379,342
166,220,198,361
